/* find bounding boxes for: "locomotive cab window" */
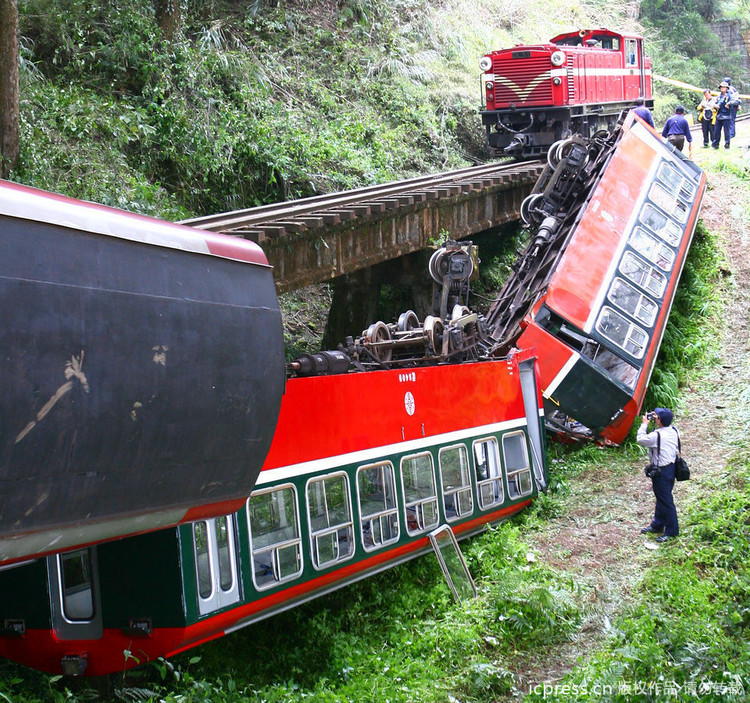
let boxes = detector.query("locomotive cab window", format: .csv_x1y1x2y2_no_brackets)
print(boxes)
401,452,440,535
473,437,505,510
439,444,474,521
307,472,355,569
625,39,638,66
503,432,533,499
357,462,400,551
247,485,303,590
192,515,241,615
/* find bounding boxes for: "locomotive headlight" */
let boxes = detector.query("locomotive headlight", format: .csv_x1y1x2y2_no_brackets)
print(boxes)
485,81,494,90
550,51,566,66
553,77,562,85
479,56,492,72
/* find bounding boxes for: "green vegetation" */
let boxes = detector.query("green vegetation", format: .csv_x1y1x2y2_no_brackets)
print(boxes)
3,0,750,701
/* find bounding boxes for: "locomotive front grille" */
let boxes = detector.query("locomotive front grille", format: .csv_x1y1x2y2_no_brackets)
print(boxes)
491,56,553,105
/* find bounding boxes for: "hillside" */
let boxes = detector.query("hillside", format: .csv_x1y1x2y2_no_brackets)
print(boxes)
9,0,748,217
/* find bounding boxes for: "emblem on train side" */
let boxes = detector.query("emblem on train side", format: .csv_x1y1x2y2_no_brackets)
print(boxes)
404,391,415,416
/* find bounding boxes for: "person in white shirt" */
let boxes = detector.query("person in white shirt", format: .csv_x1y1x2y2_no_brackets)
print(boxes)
637,407,680,543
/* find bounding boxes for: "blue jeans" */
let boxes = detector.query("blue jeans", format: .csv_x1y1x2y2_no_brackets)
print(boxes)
650,462,679,536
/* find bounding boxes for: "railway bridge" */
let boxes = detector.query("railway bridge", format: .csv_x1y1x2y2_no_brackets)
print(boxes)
182,161,543,342
182,161,543,292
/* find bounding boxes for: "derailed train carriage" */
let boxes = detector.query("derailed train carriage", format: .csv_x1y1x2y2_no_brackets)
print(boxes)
0,249,548,677
487,111,706,444
0,181,285,566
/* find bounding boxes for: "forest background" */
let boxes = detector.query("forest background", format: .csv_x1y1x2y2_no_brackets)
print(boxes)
0,0,750,701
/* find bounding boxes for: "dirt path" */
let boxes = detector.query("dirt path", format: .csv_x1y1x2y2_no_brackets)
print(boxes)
504,122,750,697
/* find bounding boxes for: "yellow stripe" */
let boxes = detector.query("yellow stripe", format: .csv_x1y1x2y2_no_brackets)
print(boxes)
653,73,750,99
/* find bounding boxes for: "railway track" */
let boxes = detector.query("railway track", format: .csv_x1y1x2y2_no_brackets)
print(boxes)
180,160,544,242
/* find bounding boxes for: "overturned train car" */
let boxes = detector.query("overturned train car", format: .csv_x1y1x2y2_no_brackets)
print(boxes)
487,112,706,444
0,251,548,676
0,181,285,565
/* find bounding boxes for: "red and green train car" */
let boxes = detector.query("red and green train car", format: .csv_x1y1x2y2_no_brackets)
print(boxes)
0,349,548,676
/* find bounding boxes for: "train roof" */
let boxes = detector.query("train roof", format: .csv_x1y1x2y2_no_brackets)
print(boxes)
550,28,645,45
0,179,270,267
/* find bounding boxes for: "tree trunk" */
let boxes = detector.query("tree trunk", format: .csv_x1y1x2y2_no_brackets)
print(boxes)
154,0,182,41
0,0,20,178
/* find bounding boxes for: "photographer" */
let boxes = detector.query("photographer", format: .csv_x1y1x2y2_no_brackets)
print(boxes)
637,407,679,543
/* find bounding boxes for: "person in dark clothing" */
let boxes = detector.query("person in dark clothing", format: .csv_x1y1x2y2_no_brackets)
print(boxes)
723,76,741,138
713,81,733,149
697,89,716,147
637,407,680,543
661,105,692,157
632,97,654,128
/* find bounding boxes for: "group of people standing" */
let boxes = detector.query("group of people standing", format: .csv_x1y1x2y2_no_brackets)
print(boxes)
633,76,742,154
697,77,742,149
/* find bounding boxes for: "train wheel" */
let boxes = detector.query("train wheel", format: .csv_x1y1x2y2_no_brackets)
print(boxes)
364,321,393,363
423,316,444,356
547,139,568,168
520,193,543,225
397,310,420,331
428,248,447,285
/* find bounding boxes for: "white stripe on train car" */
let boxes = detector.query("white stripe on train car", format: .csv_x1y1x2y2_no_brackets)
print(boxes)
0,181,268,264
543,352,580,399
256,417,528,487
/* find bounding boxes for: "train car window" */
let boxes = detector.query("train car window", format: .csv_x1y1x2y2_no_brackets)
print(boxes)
502,432,533,500
439,445,473,521
625,39,637,66
401,452,439,536
357,462,400,551
656,162,697,201
247,485,302,590
582,344,640,388
192,515,241,615
215,516,234,592
59,550,94,621
629,227,675,271
608,277,658,326
648,183,690,223
473,437,505,510
639,204,681,247
193,521,213,599
307,473,355,569
619,252,667,298
596,306,648,358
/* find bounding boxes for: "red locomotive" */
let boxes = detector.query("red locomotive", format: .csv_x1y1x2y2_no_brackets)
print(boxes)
479,28,653,158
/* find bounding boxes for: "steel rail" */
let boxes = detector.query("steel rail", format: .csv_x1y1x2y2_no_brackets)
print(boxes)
180,160,542,232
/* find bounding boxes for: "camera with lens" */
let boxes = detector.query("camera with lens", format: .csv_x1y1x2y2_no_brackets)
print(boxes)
647,411,657,422
644,463,661,478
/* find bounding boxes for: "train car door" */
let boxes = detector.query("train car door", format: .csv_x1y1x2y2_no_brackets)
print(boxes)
518,358,547,491
192,515,241,615
47,547,103,642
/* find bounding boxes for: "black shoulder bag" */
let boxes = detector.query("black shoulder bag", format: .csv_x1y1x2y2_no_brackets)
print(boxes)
674,429,690,481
